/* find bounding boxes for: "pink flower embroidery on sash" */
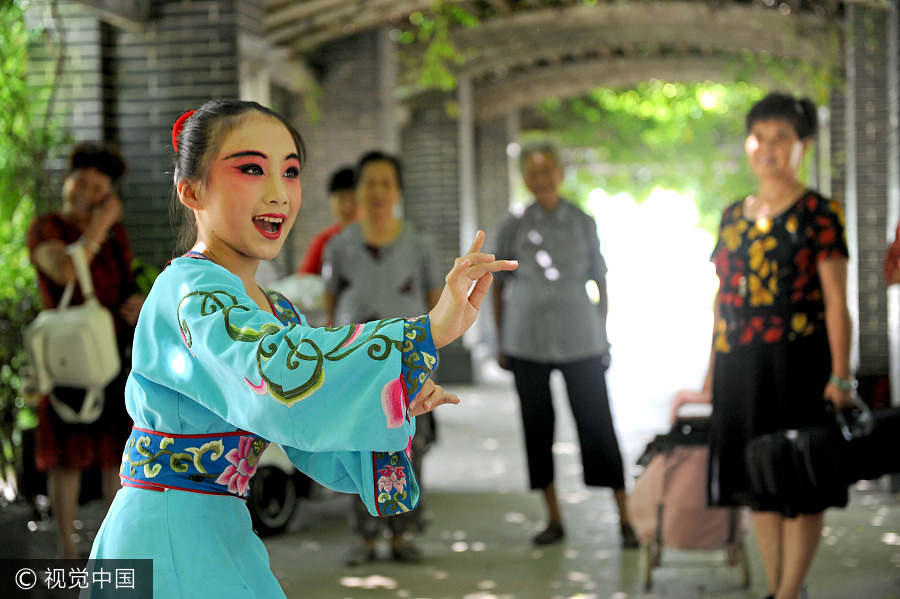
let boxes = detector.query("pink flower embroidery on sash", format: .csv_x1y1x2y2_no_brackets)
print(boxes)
377,464,407,494
215,436,258,497
245,376,268,395
382,377,406,429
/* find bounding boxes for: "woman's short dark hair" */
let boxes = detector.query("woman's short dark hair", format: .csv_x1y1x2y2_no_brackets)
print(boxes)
170,99,307,253
746,93,818,140
328,166,356,193
356,150,403,190
68,141,127,184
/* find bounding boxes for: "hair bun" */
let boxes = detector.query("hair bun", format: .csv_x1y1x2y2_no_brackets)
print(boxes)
172,110,196,153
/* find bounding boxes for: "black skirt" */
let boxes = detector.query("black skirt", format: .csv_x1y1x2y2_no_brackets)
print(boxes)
708,332,848,517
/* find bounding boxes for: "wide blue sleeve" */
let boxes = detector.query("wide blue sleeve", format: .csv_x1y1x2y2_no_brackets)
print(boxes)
147,259,440,454
279,319,436,516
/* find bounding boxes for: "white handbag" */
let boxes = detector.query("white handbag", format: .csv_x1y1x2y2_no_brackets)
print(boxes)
25,241,121,424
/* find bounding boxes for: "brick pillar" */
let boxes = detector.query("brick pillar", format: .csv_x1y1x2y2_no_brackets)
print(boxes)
845,5,891,379
27,0,251,267
471,112,514,369
400,92,461,274
475,115,514,243
284,28,398,274
888,1,900,408
25,2,106,213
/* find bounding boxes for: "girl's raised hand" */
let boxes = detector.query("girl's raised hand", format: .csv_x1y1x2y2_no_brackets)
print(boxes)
428,230,517,349
408,379,460,416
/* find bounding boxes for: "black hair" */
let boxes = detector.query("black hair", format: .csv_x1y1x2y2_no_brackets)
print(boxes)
746,93,818,140
356,150,404,191
518,142,562,172
170,99,307,253
328,166,356,193
68,141,126,184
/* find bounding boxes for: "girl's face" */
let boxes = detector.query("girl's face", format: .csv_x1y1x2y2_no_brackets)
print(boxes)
357,160,400,223
745,118,809,181
189,113,302,262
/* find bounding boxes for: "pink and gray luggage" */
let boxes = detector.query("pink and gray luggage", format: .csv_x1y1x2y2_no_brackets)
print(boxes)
628,405,750,591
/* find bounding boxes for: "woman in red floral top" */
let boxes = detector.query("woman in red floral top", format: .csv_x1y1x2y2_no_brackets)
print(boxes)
674,93,853,599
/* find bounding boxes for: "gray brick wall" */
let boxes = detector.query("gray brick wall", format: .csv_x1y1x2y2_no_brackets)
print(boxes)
25,2,105,213
850,6,891,376
400,92,461,274
115,0,243,266
475,115,512,246
283,29,393,275
27,0,246,267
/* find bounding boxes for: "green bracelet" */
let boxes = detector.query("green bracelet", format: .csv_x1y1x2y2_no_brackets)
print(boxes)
829,374,857,391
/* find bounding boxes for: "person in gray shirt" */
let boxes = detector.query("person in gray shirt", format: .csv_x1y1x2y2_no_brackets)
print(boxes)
491,143,637,548
323,151,443,565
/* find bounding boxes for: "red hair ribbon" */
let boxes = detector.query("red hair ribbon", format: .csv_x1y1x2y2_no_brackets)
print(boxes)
171,110,195,153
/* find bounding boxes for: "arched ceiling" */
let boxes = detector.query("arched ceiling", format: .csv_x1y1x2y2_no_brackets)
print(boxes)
260,0,861,121
263,0,861,56
83,0,887,121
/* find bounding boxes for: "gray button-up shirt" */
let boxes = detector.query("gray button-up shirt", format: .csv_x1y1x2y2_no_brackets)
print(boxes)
494,199,610,362
322,223,442,325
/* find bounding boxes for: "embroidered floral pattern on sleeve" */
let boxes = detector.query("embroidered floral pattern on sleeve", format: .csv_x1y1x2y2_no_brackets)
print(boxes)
374,451,416,516
711,191,848,353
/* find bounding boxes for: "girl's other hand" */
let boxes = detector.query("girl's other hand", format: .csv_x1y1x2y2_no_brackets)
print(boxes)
408,379,460,416
428,230,517,349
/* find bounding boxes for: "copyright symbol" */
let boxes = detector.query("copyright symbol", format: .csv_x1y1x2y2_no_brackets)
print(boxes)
14,567,36,590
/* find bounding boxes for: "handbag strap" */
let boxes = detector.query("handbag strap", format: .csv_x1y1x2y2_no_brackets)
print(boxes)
57,280,76,309
49,387,105,424
61,240,97,305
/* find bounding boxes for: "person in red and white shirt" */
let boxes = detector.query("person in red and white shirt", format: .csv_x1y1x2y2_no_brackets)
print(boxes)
296,166,358,275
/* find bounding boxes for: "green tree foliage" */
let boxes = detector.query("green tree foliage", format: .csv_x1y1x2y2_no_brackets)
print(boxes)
0,0,66,501
523,80,790,233
395,1,479,92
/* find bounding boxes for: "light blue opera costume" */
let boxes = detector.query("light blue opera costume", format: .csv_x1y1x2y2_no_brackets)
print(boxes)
87,254,438,597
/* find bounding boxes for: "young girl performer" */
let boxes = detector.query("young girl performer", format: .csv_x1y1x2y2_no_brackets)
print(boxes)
86,99,516,597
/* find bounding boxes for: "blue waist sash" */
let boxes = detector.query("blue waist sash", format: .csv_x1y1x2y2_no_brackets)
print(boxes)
120,426,269,499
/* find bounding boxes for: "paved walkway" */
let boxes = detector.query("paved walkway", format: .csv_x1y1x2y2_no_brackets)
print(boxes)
8,375,900,598
267,377,900,599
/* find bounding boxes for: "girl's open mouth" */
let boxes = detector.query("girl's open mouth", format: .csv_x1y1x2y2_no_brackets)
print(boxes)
253,214,285,239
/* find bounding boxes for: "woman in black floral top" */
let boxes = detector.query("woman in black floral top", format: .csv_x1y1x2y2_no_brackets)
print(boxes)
674,93,854,599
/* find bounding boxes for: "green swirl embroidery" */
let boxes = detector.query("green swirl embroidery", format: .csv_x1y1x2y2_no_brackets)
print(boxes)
401,316,435,396
177,289,405,406
121,435,222,481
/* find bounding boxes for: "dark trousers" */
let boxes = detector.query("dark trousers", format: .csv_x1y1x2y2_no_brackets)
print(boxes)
509,355,626,491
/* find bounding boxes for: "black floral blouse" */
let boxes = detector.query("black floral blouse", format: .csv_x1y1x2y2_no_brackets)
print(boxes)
711,190,848,353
